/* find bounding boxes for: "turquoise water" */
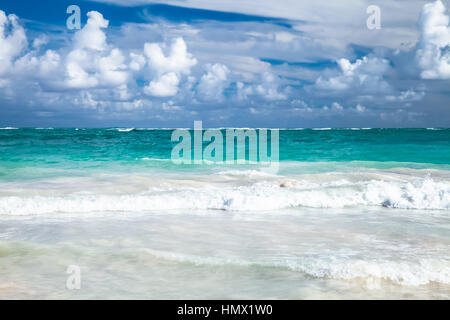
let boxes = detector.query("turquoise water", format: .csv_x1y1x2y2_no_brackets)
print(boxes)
0,128,449,181
0,127,449,299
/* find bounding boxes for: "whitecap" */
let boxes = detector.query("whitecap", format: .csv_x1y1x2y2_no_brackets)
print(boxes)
0,176,448,215
116,128,135,132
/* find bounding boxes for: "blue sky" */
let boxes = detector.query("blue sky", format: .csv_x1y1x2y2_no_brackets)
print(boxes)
0,0,449,127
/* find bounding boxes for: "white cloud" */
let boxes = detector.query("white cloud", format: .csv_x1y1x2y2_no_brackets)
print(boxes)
355,104,366,113
65,49,100,89
14,49,61,79
94,0,428,50
290,101,372,120
0,9,204,114
315,56,391,93
0,10,147,110
322,102,344,112
274,32,297,43
416,0,450,79
32,35,48,49
255,72,287,100
331,102,343,111
74,11,109,51
144,37,197,75
144,72,180,97
1,3,449,126
215,56,271,81
197,63,230,101
162,100,182,111
64,12,131,89
0,11,26,76
235,72,287,101
98,48,129,86
143,37,197,97
129,52,146,71
386,90,425,102
236,81,252,100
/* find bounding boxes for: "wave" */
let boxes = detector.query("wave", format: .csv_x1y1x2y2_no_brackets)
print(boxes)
140,157,170,161
141,248,450,286
116,128,135,132
135,128,186,131
215,169,278,178
0,127,18,130
0,177,448,215
339,128,371,130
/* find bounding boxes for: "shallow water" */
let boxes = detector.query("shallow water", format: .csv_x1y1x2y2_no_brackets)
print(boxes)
0,128,449,299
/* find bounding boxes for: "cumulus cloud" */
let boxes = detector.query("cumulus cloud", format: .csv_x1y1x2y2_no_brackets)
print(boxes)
0,11,26,76
386,90,425,102
74,11,109,51
0,9,203,111
32,35,48,49
322,102,344,113
0,10,148,114
197,63,230,101
143,37,197,97
255,72,287,100
129,52,146,71
315,56,391,94
236,72,287,101
416,0,450,79
98,49,129,86
144,72,180,97
65,49,100,89
64,12,131,90
144,37,197,75
1,2,449,127
289,101,371,122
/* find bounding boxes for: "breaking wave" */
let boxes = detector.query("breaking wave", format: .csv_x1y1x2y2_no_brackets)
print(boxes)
141,248,450,286
0,175,448,215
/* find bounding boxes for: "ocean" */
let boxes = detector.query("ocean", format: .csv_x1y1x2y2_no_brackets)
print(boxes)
0,127,449,299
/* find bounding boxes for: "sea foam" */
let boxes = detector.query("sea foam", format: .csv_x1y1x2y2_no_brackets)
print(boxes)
141,248,450,286
0,175,448,215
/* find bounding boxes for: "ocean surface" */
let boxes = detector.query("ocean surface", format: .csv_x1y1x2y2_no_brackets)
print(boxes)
0,127,449,299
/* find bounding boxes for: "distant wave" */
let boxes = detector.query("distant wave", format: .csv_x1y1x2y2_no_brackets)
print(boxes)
116,128,135,132
0,127,18,130
135,128,182,131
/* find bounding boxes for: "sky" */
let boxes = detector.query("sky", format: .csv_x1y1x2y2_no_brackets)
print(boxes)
0,0,449,128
